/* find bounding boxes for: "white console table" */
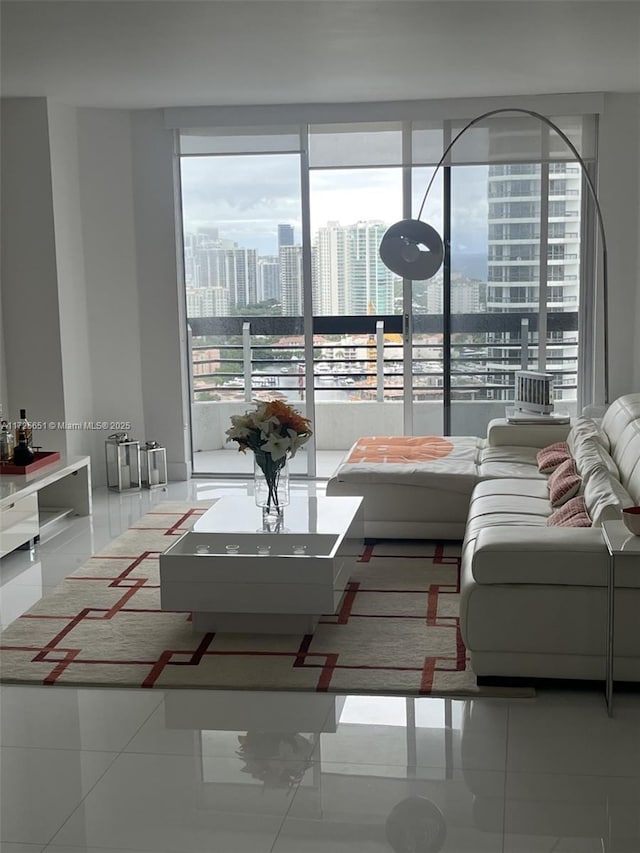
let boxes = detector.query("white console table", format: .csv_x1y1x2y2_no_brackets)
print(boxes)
0,455,92,558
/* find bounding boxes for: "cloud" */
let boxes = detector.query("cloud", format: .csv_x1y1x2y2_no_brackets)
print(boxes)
181,155,490,255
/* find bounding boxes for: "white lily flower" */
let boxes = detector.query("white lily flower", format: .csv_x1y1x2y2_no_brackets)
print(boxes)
225,423,252,441
260,433,291,461
286,428,310,458
255,416,279,438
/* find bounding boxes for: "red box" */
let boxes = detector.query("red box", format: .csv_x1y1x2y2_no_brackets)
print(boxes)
0,451,61,475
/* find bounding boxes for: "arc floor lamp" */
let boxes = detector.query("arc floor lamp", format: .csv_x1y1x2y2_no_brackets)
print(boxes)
379,108,609,407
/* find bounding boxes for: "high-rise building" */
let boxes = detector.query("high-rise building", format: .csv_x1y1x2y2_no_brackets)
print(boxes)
424,277,486,314
225,248,258,308
195,246,227,288
257,256,280,303
315,222,349,315
278,224,294,251
350,221,395,315
314,221,396,316
185,286,229,318
280,245,303,315
192,245,257,309
486,163,581,401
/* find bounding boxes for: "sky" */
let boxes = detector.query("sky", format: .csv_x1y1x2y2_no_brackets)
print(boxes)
180,154,490,258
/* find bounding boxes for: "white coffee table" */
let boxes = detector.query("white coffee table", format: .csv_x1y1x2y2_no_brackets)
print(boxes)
159,495,364,634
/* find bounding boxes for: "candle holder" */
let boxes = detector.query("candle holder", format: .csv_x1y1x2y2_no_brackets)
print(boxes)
105,435,141,492
140,441,168,489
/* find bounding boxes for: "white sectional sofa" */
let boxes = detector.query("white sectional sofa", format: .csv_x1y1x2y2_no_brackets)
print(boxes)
462,393,640,682
327,394,640,682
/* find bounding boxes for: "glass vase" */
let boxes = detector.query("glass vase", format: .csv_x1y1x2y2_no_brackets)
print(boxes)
253,454,290,517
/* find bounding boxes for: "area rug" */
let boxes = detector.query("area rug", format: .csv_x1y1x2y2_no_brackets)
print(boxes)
0,502,532,697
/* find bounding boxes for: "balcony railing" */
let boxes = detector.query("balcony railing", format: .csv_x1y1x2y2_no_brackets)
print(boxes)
188,312,579,403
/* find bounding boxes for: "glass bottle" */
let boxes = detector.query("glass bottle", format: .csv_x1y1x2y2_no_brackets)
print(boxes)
13,426,35,466
0,419,14,463
14,409,33,448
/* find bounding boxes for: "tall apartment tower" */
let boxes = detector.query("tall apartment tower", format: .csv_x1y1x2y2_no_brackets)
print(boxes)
278,224,294,251
350,221,395,315
486,163,581,402
186,286,229,318
280,245,304,315
314,221,396,316
194,245,258,309
257,256,280,303
225,248,258,309
315,222,349,315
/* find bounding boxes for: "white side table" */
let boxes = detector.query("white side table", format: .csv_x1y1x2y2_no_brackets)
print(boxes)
600,520,640,716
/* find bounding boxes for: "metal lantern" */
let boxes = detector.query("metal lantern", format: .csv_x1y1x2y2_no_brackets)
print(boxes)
105,433,141,491
140,441,168,489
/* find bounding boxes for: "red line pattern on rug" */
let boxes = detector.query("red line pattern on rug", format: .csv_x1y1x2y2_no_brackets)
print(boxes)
0,505,510,697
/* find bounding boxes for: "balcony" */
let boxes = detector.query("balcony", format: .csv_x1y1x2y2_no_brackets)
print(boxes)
188,313,579,475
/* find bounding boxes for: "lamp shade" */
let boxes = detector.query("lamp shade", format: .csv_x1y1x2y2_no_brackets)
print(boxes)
379,219,444,280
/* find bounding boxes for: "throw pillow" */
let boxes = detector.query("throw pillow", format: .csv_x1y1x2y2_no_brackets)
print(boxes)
548,458,582,507
549,511,593,528
536,441,571,474
547,495,592,527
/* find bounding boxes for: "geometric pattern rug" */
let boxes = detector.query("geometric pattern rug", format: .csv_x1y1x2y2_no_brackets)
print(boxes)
0,502,533,698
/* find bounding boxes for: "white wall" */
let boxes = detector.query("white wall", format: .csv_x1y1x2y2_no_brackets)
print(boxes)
130,110,191,481
47,101,95,457
75,108,146,483
1,98,67,451
0,276,8,419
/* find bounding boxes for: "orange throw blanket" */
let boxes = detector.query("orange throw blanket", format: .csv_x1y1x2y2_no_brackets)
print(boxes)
346,436,455,464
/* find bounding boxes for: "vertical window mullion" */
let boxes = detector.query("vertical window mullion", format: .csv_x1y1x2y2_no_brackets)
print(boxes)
578,157,597,411
443,165,452,436
402,122,413,436
441,120,453,436
538,127,550,372
299,126,316,478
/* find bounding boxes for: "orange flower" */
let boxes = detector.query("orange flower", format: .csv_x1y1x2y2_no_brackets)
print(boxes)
264,400,312,435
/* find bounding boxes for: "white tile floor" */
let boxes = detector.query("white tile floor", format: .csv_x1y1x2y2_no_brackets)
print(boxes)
1,479,640,852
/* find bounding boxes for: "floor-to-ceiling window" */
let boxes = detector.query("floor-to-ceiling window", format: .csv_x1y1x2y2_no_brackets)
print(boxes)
175,107,597,476
179,131,308,476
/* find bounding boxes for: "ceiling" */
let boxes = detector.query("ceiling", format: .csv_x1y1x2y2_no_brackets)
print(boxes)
1,1,639,109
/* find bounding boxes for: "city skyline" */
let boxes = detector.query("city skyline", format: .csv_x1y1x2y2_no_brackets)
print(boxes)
180,155,490,258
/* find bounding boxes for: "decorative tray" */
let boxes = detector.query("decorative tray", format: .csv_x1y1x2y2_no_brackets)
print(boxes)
0,451,61,475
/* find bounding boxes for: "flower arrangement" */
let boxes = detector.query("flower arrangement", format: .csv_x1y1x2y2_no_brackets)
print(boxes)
236,732,314,790
225,400,312,514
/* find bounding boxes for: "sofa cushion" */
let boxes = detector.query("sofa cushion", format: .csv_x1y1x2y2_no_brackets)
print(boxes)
548,459,581,507
468,526,608,586
464,485,551,544
583,465,634,527
472,478,550,501
536,441,571,474
547,496,592,527
601,393,640,449
567,416,611,455
464,512,549,547
478,445,545,480
571,435,619,481
609,421,640,503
